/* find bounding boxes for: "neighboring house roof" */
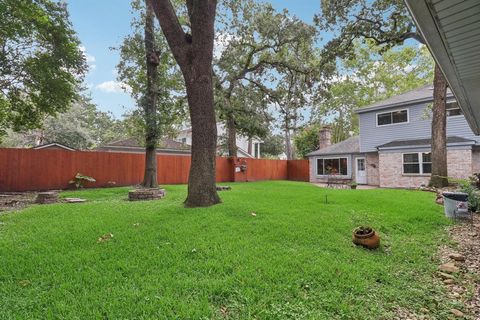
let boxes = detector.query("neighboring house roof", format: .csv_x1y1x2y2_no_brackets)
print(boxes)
377,136,476,151
307,136,360,157
237,146,254,158
32,142,76,151
356,84,454,114
97,138,191,154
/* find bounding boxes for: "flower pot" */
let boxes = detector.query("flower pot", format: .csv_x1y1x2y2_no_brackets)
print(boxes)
352,227,380,249
350,185,357,189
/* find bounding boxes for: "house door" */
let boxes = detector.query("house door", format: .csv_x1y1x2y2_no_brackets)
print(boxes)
356,157,367,185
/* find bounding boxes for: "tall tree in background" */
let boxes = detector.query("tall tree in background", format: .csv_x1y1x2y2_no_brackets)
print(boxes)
313,40,434,142
0,0,86,139
142,1,160,187
0,96,124,149
148,0,220,207
214,0,320,158
315,0,449,187
261,133,285,158
275,71,315,160
254,53,322,160
116,0,186,188
294,124,321,159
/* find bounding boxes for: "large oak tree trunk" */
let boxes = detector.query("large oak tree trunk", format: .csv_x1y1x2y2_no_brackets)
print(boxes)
149,0,220,207
142,1,159,188
285,125,293,160
429,63,448,188
227,117,237,157
184,72,220,207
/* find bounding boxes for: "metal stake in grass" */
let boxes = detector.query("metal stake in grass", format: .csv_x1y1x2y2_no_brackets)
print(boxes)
325,194,328,204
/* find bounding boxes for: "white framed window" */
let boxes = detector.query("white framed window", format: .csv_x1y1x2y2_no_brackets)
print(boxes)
376,109,409,126
402,152,431,175
446,101,463,117
316,157,348,176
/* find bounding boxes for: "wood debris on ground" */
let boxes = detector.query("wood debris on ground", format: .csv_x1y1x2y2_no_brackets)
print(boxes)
97,233,113,243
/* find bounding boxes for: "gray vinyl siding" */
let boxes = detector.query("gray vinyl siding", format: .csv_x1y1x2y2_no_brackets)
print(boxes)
359,102,480,152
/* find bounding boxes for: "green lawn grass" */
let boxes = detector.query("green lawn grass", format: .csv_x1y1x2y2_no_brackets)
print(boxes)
0,181,457,319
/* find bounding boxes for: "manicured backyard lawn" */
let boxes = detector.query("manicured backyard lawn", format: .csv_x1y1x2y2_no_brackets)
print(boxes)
0,181,458,319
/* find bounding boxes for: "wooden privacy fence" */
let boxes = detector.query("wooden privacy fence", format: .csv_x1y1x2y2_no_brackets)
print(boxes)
0,148,309,192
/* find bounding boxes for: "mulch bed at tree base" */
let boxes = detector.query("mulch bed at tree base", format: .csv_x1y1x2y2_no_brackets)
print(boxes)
0,192,37,213
128,188,166,201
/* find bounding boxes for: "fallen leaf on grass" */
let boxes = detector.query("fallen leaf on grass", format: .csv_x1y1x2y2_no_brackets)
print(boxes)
98,233,113,243
18,280,30,287
133,223,140,227
251,212,257,217
220,305,228,317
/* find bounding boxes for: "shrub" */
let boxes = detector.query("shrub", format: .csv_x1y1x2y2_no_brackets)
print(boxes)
69,173,96,189
456,178,480,212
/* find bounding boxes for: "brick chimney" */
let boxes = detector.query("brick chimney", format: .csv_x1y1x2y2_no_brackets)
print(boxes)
318,125,332,150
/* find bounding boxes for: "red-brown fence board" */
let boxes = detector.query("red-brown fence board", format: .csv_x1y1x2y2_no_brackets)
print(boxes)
287,159,310,182
245,158,288,181
0,148,309,192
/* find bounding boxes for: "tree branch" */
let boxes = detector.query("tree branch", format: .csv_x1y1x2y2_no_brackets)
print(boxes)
148,0,189,65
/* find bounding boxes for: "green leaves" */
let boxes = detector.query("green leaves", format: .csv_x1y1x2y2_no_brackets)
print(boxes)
114,0,186,143
314,40,434,142
214,0,322,149
0,0,87,137
294,124,321,159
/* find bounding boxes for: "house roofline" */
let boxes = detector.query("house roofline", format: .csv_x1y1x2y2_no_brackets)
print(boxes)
32,142,76,151
404,0,480,135
355,94,455,114
377,141,476,151
307,151,361,157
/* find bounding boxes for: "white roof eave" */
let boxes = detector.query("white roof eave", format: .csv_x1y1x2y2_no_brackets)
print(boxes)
404,0,480,135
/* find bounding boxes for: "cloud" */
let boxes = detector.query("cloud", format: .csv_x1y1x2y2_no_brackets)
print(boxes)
79,45,96,72
95,81,131,93
79,45,95,63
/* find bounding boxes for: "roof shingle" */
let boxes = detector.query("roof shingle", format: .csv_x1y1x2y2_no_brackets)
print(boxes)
356,84,454,114
377,136,475,149
307,136,360,156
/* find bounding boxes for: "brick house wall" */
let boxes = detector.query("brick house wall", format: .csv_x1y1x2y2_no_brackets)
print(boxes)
472,150,480,174
447,149,472,180
366,152,380,186
379,149,473,188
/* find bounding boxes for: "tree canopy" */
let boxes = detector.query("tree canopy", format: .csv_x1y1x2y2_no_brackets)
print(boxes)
315,0,423,61
214,0,326,157
312,40,434,143
115,0,186,142
0,96,124,149
0,0,87,138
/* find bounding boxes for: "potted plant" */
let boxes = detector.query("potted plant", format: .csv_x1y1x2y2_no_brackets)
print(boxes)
352,226,380,249
349,182,358,189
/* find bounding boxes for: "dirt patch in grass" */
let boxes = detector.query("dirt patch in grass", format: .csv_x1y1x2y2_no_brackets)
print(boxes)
0,192,37,213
